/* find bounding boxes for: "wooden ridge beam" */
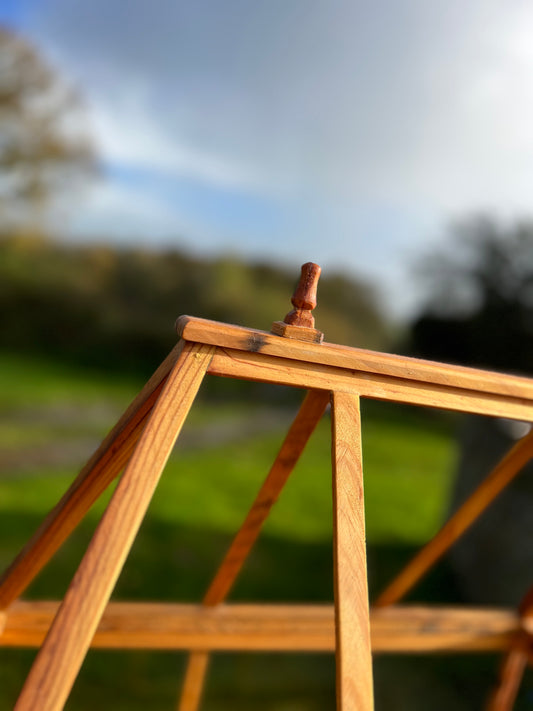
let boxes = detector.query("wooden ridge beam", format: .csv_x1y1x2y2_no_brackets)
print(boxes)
0,602,523,654
177,316,533,403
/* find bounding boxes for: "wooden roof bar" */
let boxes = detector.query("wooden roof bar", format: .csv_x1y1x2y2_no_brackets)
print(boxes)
177,316,533,404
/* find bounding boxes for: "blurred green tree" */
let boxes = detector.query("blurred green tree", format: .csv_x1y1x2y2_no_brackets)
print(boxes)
411,215,533,373
411,217,533,606
0,26,95,230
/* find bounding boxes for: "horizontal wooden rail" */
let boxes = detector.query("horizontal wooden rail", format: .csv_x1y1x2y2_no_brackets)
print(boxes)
177,316,533,402
0,602,524,653
208,348,533,421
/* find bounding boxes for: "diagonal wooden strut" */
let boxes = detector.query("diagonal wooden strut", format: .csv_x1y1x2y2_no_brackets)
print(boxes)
486,642,530,711
0,341,185,610
177,389,330,711
204,389,330,605
14,341,214,711
485,585,533,711
375,428,533,607
331,391,373,711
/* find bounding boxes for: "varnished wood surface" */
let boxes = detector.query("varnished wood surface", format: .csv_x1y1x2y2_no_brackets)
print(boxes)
375,428,533,606
177,316,533,402
0,342,184,610
331,392,373,710
0,602,521,653
14,342,213,711
207,347,533,421
280,261,321,328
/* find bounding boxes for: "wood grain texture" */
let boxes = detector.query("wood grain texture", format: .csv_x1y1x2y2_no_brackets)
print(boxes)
0,602,521,653
370,606,521,653
208,348,533,421
375,429,533,606
177,389,329,711
331,391,373,710
177,316,533,402
14,342,213,711
0,341,184,610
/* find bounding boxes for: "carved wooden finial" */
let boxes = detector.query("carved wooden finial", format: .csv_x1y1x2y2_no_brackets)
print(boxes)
271,262,324,343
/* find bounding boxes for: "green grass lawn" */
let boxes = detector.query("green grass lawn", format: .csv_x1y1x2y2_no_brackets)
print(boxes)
1,352,525,710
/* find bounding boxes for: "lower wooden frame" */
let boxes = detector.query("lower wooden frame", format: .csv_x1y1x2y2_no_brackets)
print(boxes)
0,601,524,654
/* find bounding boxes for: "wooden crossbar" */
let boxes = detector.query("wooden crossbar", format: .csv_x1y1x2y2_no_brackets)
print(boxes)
0,602,524,653
207,347,533,421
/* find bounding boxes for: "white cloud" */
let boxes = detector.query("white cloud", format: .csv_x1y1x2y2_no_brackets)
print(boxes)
30,0,533,211
21,0,533,317
88,89,274,193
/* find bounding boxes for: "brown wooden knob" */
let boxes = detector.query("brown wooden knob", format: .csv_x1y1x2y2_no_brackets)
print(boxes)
284,262,321,328
271,262,324,343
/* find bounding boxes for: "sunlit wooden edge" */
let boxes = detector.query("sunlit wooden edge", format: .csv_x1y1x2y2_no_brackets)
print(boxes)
0,602,525,653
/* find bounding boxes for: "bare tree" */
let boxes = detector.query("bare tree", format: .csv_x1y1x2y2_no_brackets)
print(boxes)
0,26,95,229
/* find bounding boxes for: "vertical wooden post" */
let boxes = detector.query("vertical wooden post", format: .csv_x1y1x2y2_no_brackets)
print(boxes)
331,391,373,710
14,341,214,711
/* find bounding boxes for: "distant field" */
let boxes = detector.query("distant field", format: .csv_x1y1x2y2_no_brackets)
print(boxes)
2,351,498,711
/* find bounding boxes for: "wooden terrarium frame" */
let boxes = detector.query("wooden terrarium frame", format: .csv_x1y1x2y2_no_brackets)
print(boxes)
1,263,533,710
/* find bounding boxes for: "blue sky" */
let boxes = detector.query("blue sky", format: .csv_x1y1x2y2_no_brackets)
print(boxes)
3,1,533,318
